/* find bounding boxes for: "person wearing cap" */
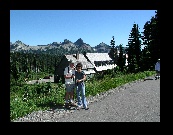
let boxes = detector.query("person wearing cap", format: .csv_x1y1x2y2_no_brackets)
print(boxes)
155,59,160,80
64,59,76,109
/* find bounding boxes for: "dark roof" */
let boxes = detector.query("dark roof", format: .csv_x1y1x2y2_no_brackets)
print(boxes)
65,54,94,69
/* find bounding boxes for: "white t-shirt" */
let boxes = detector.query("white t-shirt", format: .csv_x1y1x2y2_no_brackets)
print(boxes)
64,66,75,84
155,62,160,71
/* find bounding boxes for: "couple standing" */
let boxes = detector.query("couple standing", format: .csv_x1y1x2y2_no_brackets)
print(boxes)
64,60,89,110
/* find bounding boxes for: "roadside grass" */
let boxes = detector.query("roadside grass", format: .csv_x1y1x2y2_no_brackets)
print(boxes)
10,70,155,121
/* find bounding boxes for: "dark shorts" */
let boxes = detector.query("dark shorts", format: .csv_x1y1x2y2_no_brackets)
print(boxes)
65,84,75,92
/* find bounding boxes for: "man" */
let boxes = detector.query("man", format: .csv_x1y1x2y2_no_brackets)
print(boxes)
155,59,160,80
64,59,76,109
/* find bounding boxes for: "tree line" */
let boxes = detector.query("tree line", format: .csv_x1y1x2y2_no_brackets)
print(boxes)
109,10,160,73
10,52,63,82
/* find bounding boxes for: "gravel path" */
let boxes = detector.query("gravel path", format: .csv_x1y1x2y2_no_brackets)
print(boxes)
13,76,160,122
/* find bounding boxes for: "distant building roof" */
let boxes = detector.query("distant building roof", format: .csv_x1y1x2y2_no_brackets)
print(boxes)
65,54,94,69
85,53,112,63
64,52,116,71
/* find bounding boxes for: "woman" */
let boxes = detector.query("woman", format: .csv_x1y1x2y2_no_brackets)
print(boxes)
75,62,89,110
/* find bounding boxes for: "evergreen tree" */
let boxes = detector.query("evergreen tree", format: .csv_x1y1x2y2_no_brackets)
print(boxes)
33,54,37,72
108,36,119,64
142,10,160,69
117,44,126,72
126,23,142,73
140,46,153,71
10,56,19,82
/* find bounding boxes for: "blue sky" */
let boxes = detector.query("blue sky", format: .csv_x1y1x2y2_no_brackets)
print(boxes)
10,10,156,47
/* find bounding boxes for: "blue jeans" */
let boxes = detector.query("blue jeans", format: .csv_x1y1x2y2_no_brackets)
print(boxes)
76,83,88,108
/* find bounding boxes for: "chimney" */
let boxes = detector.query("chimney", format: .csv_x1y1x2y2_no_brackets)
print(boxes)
76,51,79,60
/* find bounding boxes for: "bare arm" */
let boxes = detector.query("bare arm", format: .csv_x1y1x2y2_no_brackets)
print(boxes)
64,75,75,79
64,67,75,79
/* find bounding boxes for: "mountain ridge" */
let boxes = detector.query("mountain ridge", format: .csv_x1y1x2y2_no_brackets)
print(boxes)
10,38,112,54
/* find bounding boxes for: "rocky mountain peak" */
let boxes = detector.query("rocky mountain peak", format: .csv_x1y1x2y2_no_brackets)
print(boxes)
74,38,84,46
62,39,72,44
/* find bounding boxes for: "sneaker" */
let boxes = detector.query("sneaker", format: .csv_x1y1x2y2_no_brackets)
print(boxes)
65,103,71,109
85,107,89,110
82,106,89,110
69,102,76,107
155,76,157,80
76,105,82,110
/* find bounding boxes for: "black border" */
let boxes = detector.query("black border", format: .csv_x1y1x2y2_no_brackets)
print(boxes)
8,0,160,10
1,0,160,131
